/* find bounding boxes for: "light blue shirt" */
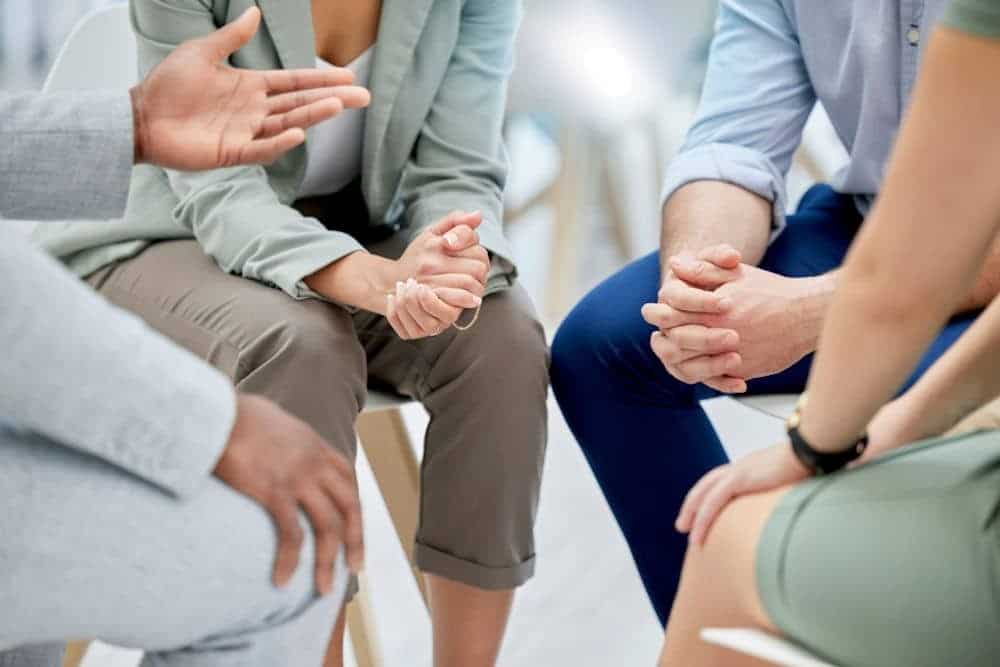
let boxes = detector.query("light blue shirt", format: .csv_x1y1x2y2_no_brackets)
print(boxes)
662,0,951,235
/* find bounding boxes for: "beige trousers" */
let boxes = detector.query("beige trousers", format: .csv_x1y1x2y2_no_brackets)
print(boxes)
87,239,549,592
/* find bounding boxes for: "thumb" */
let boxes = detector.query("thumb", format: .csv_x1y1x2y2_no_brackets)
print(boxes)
199,7,260,61
430,210,483,236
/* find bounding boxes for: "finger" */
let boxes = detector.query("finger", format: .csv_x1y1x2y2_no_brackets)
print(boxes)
438,257,488,285
298,487,342,595
668,325,740,354
650,331,696,366
402,280,443,335
198,7,260,61
447,246,490,270
429,210,484,235
640,302,703,330
676,465,729,533
319,468,365,574
690,476,741,546
660,280,732,315
424,273,486,298
269,497,304,587
261,66,356,94
697,244,742,269
433,287,482,310
703,376,749,394
258,97,343,137
668,255,741,288
235,128,305,166
393,283,422,339
418,285,461,326
385,294,410,340
673,352,743,385
266,87,343,114
442,224,481,253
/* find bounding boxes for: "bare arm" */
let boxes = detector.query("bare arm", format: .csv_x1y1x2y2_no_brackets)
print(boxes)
660,181,770,276
799,27,1000,452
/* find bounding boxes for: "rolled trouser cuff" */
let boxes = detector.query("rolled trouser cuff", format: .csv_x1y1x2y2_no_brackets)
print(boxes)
414,542,535,590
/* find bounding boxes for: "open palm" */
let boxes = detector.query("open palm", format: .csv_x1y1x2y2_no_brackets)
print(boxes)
134,7,370,170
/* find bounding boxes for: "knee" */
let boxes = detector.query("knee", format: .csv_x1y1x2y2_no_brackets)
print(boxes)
551,273,685,404
453,287,549,399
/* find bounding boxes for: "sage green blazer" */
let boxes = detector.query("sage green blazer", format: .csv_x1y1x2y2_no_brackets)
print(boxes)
35,0,521,299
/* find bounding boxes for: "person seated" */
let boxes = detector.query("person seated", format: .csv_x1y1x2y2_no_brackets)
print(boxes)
549,0,998,624
661,2,1000,664
33,2,549,665
1,10,365,665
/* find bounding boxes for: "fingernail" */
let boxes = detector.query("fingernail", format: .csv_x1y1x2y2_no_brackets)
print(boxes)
472,295,482,306
718,297,733,311
444,232,458,247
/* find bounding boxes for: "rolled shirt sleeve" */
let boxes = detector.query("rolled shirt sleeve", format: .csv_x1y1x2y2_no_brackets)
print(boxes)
0,229,236,498
661,0,816,239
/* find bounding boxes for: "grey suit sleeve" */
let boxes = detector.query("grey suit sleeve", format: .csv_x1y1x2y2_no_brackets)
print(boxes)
0,228,236,498
0,91,135,220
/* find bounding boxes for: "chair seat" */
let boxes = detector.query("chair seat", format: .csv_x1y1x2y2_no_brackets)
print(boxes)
701,628,836,667
364,389,412,414
738,394,799,421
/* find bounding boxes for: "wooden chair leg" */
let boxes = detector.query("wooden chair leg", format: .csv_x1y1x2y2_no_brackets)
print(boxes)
346,574,382,667
62,641,89,667
356,408,428,607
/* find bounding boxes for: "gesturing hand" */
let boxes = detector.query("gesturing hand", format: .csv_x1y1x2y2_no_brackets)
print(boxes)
675,443,809,546
387,210,490,339
132,7,370,170
213,395,364,595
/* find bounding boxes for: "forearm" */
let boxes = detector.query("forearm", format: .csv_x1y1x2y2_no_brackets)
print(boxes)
304,251,397,315
660,181,771,277
799,28,1000,452
958,232,1000,311
894,294,1000,436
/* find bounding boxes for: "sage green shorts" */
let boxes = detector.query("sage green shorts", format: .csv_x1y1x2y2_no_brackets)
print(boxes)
756,430,1000,667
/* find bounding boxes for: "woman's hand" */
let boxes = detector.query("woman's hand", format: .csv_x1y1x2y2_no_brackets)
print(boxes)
395,210,491,300
675,443,809,546
385,278,481,339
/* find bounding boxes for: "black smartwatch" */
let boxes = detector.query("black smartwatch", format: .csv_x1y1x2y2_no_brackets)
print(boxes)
786,394,868,475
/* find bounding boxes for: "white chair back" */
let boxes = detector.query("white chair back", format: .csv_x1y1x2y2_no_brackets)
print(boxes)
44,4,136,93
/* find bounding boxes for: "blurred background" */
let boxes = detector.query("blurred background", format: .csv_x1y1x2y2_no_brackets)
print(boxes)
1,1,847,665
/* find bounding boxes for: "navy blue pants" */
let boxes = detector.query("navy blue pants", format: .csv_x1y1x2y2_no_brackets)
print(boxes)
550,185,978,625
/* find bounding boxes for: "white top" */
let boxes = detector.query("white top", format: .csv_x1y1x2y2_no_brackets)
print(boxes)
298,46,375,198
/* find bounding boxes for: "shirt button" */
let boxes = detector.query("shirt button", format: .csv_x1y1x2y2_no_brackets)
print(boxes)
907,26,920,46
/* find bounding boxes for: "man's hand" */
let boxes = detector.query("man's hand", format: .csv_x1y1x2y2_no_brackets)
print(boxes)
213,395,363,595
131,7,370,170
643,245,832,393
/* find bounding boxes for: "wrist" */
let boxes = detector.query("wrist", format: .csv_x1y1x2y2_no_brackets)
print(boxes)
305,252,397,314
794,271,838,352
129,85,148,165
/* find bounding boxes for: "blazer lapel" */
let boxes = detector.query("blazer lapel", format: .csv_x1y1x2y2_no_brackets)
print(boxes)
363,0,434,217
256,0,317,71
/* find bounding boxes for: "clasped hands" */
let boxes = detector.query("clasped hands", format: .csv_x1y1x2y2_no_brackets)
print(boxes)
385,210,490,339
641,244,820,394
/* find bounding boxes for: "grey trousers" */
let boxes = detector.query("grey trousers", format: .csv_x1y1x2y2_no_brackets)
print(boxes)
0,424,346,666
87,239,550,592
